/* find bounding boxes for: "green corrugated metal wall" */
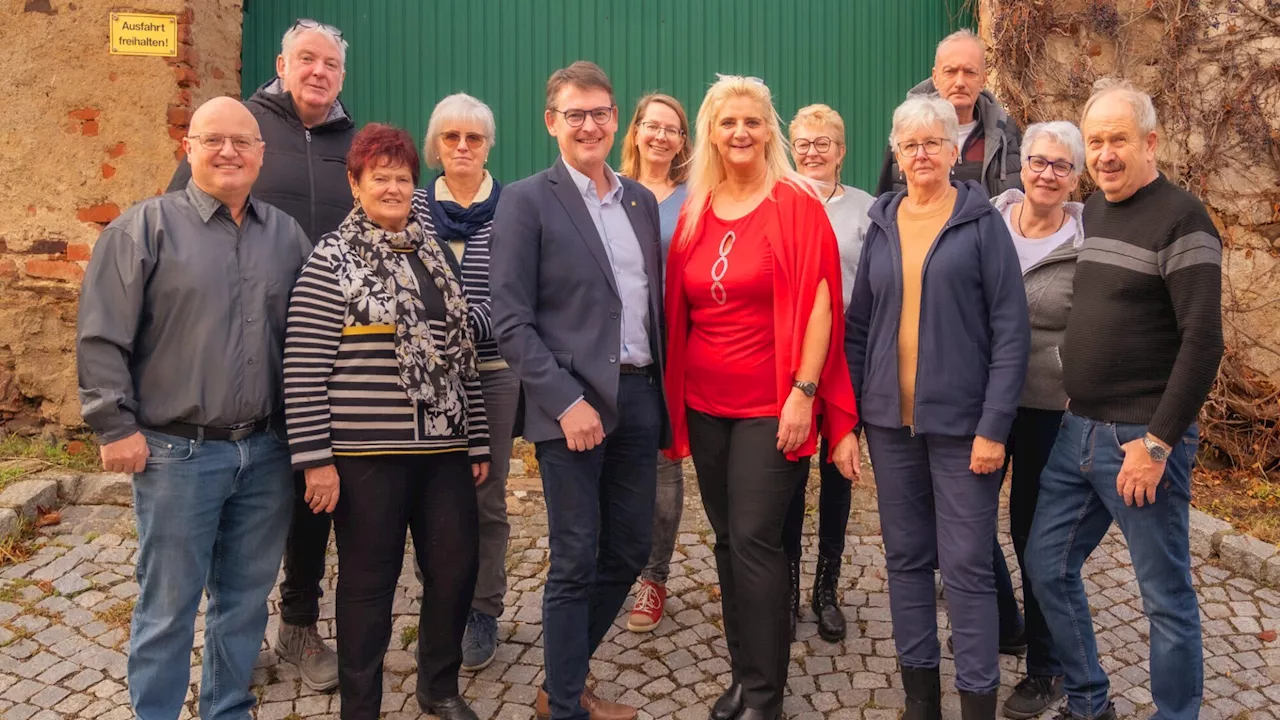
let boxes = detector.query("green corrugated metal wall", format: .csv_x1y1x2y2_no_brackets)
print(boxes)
242,0,972,193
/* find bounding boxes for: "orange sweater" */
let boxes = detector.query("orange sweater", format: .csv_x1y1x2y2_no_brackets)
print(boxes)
895,190,956,426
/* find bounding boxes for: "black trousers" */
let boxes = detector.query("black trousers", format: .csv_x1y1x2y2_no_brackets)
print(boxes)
279,470,331,626
1005,406,1065,677
782,435,852,561
331,452,478,720
688,410,807,711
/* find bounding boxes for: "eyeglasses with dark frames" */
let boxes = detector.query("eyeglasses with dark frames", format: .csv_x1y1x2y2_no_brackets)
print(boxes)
793,137,837,154
290,18,343,39
1026,155,1075,178
552,106,615,128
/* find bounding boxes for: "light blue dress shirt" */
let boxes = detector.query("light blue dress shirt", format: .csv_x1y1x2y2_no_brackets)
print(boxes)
564,161,653,367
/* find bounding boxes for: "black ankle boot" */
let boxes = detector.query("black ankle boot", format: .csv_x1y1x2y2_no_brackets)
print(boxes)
901,666,941,720
812,555,846,642
959,690,997,720
788,556,800,640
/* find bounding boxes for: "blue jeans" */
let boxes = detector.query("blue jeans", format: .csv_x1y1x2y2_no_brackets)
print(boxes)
128,428,293,720
536,374,663,720
1026,412,1201,720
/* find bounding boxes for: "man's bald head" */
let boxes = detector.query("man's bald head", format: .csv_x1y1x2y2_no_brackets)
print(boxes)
932,30,986,124
183,96,265,211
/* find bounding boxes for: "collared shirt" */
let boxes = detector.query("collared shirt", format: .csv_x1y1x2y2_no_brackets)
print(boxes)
77,179,313,442
563,160,652,366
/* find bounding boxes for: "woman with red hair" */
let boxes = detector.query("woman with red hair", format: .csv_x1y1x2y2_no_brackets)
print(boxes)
283,123,489,720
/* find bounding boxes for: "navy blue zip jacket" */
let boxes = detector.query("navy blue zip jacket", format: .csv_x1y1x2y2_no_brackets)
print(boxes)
845,180,1029,441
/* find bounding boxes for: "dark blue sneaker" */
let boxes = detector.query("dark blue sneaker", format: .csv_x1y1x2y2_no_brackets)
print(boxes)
460,610,498,672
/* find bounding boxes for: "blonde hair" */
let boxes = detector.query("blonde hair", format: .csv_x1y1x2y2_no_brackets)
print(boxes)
789,103,847,178
619,93,691,185
677,75,811,250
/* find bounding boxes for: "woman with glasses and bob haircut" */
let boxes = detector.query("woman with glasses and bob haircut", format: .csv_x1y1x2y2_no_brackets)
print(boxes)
781,103,876,644
844,94,1029,720
663,74,861,720
617,92,693,634
983,120,1086,720
409,93,517,676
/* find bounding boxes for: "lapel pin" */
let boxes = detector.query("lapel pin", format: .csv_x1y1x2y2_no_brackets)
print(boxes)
631,200,636,207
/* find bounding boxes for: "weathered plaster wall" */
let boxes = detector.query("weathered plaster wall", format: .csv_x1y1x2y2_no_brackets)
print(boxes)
0,0,243,431
979,0,1280,379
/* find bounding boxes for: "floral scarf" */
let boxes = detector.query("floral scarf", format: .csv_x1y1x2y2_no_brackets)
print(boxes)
337,206,477,404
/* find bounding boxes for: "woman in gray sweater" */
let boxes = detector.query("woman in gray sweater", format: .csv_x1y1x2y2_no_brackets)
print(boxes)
782,104,875,643
988,120,1087,720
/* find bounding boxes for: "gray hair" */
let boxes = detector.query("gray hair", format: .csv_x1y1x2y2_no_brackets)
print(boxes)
890,95,960,148
424,93,497,169
281,22,348,68
1081,79,1157,136
1021,121,1086,173
936,29,985,60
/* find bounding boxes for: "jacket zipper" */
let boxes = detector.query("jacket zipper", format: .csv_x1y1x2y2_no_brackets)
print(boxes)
305,129,316,239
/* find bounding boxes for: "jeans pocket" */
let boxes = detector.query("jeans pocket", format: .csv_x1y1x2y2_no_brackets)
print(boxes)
1109,421,1147,451
142,431,196,463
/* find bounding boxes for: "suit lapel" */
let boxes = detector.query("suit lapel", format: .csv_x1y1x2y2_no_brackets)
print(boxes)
548,159,619,297
621,185,659,276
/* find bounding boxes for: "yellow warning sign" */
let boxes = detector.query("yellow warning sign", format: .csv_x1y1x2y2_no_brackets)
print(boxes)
109,12,177,57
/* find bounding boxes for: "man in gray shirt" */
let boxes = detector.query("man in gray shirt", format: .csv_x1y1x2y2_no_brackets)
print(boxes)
77,96,311,720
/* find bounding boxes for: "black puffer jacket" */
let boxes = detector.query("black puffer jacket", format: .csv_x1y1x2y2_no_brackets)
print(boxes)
874,79,1022,199
167,79,356,243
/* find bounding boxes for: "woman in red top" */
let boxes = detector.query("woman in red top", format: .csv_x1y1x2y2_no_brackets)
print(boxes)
665,75,861,720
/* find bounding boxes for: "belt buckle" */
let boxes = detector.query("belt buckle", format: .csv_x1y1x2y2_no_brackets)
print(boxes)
226,421,256,442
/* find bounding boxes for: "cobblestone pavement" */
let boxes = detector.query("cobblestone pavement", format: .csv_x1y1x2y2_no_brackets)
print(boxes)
1,464,1278,720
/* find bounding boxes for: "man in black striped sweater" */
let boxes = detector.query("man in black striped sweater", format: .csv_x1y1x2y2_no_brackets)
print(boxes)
1025,82,1222,720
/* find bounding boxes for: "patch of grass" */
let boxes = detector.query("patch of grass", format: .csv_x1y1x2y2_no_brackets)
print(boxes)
0,520,38,567
400,624,418,649
97,598,135,629
1,623,34,645
0,578,38,603
0,432,101,477
84,532,99,543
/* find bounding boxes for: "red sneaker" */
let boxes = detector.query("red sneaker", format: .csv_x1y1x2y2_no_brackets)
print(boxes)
626,579,667,632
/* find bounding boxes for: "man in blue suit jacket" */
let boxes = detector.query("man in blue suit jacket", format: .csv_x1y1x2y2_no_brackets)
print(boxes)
491,61,668,720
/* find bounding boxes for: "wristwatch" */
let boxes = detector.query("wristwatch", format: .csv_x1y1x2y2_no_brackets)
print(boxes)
1142,435,1169,462
792,380,818,398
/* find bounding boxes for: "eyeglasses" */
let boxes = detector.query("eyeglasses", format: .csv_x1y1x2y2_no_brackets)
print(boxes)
1026,155,1075,178
290,18,343,39
896,138,950,157
715,73,766,86
440,131,487,149
639,121,683,139
552,106,615,127
187,133,263,152
793,137,837,154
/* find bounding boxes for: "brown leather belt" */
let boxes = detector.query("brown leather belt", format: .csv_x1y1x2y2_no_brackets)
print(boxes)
150,417,272,442
619,363,653,376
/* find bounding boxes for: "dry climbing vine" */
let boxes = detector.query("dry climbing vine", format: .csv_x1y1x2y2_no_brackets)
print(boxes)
977,0,1280,469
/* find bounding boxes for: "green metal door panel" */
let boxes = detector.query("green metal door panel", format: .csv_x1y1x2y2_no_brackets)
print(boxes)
242,0,972,193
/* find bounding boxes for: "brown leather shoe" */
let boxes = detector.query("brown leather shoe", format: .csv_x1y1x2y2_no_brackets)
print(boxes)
535,686,638,720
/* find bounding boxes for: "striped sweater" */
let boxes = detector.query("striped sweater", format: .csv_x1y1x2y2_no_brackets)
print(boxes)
283,233,490,470
411,189,502,367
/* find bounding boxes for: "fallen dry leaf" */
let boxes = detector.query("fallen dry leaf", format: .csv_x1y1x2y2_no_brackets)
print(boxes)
34,509,61,528
1258,629,1277,642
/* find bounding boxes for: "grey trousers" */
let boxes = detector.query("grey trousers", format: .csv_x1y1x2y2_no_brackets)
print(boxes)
639,453,684,584
472,367,521,618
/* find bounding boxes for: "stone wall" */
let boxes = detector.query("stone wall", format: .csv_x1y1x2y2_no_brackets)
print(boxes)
0,0,243,431
978,0,1280,379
